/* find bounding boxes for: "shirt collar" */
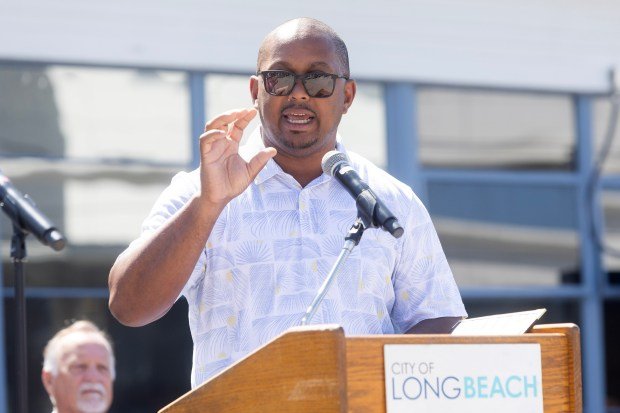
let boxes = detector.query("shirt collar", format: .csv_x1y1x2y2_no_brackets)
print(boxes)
240,125,347,186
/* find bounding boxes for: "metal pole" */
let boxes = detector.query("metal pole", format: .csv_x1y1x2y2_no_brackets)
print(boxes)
11,226,28,413
301,219,366,325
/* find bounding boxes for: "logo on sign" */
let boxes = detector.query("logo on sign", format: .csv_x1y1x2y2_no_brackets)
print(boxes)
384,344,543,413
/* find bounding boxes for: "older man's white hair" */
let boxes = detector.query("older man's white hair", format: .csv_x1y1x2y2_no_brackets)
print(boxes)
42,320,116,379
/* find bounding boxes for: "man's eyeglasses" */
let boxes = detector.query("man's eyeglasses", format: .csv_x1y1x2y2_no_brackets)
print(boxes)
258,70,349,98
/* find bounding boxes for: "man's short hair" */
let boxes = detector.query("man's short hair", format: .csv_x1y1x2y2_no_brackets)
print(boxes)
257,18,350,78
42,320,116,379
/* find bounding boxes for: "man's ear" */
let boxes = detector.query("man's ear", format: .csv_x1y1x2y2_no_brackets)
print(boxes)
250,76,259,108
342,80,356,114
42,370,54,395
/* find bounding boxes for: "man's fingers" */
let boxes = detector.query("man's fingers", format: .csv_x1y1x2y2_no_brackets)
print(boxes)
204,108,255,132
199,129,226,143
204,108,247,131
246,147,277,180
234,108,258,130
227,109,257,142
199,130,227,151
199,130,230,162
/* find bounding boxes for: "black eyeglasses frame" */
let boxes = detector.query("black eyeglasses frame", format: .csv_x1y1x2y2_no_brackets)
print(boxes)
257,70,350,98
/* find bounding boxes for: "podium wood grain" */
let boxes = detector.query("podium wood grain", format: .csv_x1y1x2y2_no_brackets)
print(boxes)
159,325,347,413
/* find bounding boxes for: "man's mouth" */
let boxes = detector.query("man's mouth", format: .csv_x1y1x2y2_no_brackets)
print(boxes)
81,389,103,397
282,109,315,126
286,115,312,124
79,383,106,399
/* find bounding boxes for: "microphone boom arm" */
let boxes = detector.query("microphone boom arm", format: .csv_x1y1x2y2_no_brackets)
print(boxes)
300,218,367,326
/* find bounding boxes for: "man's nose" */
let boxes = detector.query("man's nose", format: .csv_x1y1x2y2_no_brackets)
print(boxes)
289,78,309,100
83,365,103,381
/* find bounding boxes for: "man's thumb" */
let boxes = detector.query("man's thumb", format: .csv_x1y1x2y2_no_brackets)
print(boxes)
247,148,277,180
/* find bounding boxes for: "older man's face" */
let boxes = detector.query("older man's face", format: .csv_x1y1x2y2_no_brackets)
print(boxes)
42,334,113,413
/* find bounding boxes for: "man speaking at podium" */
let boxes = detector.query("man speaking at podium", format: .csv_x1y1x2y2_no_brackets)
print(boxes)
109,17,467,388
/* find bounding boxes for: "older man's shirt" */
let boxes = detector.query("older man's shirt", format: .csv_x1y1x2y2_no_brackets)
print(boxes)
139,128,467,388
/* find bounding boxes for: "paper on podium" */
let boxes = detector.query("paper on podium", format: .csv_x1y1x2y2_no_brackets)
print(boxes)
451,308,547,335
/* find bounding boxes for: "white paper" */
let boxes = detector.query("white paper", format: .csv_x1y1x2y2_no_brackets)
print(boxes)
451,309,546,336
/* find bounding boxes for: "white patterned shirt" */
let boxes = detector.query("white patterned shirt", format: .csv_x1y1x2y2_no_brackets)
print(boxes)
139,128,467,388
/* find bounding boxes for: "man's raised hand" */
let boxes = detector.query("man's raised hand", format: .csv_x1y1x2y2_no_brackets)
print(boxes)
198,108,276,207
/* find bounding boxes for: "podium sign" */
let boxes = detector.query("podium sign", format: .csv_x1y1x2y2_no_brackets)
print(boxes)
384,344,543,413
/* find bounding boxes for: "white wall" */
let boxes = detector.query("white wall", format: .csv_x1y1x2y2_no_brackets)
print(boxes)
1,0,619,92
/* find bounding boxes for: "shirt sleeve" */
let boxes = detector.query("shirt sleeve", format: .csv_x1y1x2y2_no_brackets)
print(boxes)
390,195,467,333
130,169,207,298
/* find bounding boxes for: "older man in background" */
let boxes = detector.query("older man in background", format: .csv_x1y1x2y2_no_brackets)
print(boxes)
41,320,115,413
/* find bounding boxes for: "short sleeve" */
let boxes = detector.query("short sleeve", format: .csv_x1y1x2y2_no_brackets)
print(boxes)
140,170,198,235
390,196,467,333
128,169,207,298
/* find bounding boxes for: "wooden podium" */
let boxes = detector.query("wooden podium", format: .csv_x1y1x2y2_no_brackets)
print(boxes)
159,323,581,413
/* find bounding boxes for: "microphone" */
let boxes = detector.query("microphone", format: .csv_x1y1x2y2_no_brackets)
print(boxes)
322,150,404,238
0,171,66,251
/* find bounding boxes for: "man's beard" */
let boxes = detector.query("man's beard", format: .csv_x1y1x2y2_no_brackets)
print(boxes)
76,383,110,413
281,132,318,150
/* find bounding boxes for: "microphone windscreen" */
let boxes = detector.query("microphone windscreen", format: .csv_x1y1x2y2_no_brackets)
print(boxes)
321,150,348,176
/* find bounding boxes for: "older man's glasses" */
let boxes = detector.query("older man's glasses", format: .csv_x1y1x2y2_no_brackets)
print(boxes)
258,70,348,98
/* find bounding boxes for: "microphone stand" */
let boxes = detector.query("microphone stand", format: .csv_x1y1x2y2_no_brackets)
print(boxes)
300,174,404,326
11,224,28,413
300,217,368,326
0,183,65,413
